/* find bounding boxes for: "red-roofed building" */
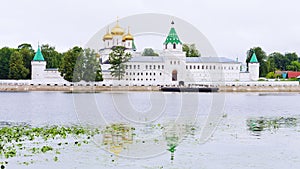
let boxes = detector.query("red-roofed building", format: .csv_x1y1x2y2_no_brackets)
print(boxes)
287,71,300,78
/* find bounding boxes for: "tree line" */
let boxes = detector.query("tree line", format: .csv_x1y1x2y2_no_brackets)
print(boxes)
246,47,300,78
0,44,102,82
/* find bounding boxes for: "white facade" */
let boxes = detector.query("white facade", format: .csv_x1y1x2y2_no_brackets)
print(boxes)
100,21,260,85
31,47,67,83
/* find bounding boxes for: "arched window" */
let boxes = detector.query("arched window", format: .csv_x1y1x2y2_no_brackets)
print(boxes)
173,43,176,49
172,70,178,81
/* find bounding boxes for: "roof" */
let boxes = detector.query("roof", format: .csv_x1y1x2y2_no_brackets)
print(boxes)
249,52,258,63
33,47,45,61
287,71,300,78
163,27,182,45
186,57,238,63
129,56,164,63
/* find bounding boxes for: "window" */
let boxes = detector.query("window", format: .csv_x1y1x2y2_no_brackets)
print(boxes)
128,42,130,46
158,65,160,69
153,65,156,69
129,72,132,75
178,61,180,65
198,66,200,69
154,73,156,76
133,73,135,75
150,73,152,76
138,65,140,69
170,61,172,64
165,44,167,49
213,66,216,70
129,65,132,69
206,66,208,69
141,73,143,75
162,65,164,69
126,72,128,75
186,65,188,69
137,73,139,75
209,66,212,70
194,65,196,69
134,65,136,69
202,65,204,69
160,73,162,76
146,73,148,75
126,65,128,69
173,43,176,49
146,65,148,69
149,65,152,69
190,65,192,69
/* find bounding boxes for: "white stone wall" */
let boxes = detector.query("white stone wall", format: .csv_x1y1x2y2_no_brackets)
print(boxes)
31,61,46,80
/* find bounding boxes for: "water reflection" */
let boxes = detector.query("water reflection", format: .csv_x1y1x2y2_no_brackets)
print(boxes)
101,123,196,161
102,123,134,156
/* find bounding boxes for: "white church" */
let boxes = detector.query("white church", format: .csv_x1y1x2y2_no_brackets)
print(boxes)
99,20,260,86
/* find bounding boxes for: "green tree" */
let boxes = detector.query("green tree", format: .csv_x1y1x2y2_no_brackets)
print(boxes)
41,44,63,68
109,46,131,80
182,44,200,57
286,61,300,71
18,44,34,79
142,48,159,56
0,47,15,79
59,46,83,82
8,51,29,79
81,48,102,82
246,47,268,76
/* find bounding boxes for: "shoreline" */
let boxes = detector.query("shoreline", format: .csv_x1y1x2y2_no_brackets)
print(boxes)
1,85,300,92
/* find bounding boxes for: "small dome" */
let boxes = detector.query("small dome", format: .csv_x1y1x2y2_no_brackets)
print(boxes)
111,21,124,35
122,27,134,41
102,32,113,41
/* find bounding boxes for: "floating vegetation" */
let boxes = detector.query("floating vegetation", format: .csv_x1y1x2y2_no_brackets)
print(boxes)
0,123,100,167
247,116,299,133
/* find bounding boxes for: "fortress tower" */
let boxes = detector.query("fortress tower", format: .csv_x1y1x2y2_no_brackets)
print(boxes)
248,52,260,81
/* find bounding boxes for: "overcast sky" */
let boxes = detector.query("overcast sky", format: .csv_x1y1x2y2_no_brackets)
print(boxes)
1,0,300,61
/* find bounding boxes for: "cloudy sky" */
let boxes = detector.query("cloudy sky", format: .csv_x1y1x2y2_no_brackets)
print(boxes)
1,0,300,61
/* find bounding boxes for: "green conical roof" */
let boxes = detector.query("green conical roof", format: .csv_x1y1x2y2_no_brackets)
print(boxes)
33,46,45,61
164,27,182,45
250,52,258,63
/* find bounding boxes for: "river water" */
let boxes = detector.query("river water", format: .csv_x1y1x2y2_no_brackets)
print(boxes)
0,92,300,169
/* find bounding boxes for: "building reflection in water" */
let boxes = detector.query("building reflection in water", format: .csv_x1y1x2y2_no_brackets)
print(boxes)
102,123,134,156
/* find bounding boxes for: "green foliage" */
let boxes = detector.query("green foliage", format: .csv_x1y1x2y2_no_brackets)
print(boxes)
142,48,159,56
41,44,63,69
0,47,15,79
81,48,102,82
182,44,200,57
246,47,267,76
59,47,83,82
18,44,34,79
59,47,102,82
8,51,29,79
109,46,131,80
286,61,300,71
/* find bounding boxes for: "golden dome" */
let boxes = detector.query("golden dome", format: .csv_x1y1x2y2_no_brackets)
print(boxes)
111,20,124,36
122,27,134,41
103,27,113,41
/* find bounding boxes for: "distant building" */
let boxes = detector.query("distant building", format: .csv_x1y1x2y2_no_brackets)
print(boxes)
99,20,260,85
31,47,66,83
287,71,300,78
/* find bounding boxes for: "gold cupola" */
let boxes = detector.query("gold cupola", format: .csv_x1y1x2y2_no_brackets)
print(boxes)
102,27,113,41
122,27,134,41
111,19,125,36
